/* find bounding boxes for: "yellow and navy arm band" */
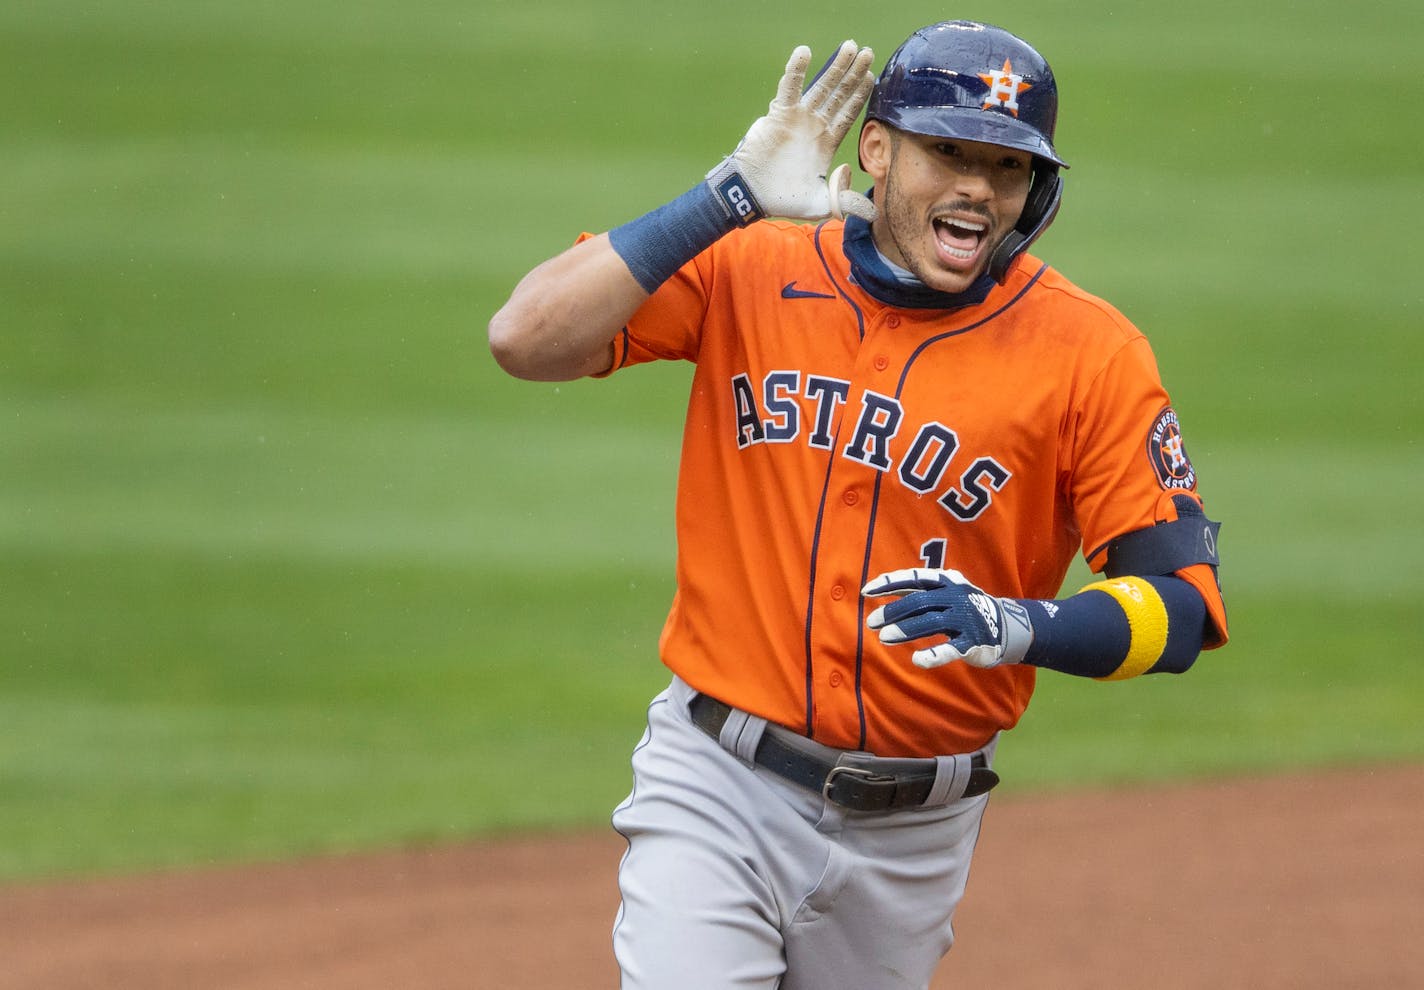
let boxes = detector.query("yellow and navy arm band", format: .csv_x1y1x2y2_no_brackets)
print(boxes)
1018,575,1207,680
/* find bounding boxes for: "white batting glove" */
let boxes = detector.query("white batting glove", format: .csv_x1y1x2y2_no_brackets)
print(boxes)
707,41,877,224
863,568,1035,670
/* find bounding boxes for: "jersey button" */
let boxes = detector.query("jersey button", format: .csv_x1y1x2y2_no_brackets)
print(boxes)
830,584,846,600
873,355,889,371
842,489,858,506
886,315,902,329
829,670,845,687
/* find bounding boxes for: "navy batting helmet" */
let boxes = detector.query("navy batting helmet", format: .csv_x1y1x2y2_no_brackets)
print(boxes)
865,21,1067,281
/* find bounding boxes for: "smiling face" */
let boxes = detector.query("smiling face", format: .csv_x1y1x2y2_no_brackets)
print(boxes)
859,121,1034,294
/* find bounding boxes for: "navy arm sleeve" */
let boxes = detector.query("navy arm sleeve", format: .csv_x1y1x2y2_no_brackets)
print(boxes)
1017,575,1207,680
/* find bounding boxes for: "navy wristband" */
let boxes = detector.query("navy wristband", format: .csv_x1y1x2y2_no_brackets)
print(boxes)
705,157,766,227
607,160,762,294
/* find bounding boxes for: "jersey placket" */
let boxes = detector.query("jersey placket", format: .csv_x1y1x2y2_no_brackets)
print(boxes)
804,310,914,750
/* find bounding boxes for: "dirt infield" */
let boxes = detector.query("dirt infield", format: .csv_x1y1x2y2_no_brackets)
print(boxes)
3,764,1420,989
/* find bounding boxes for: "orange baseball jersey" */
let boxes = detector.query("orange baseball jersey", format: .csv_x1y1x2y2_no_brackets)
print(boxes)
590,219,1227,757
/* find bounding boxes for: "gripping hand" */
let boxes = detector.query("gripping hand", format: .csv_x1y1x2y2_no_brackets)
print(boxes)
863,569,1035,670
707,41,876,224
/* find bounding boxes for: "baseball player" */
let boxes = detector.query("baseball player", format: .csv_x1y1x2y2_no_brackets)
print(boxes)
489,20,1227,989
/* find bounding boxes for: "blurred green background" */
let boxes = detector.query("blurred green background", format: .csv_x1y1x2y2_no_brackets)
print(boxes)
2,0,1420,881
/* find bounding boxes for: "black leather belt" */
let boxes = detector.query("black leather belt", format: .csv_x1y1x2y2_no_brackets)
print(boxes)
689,693,998,812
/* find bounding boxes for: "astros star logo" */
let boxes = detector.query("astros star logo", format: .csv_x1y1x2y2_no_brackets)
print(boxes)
1147,407,1196,490
978,58,1032,116
1161,431,1188,472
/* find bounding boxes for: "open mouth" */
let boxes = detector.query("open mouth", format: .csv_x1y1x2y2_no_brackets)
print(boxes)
933,216,988,263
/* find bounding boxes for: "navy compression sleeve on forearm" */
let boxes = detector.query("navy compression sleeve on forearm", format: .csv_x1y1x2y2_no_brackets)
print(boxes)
607,181,739,294
1018,575,1207,679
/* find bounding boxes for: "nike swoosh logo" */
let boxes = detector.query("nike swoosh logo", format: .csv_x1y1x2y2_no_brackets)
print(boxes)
781,282,836,300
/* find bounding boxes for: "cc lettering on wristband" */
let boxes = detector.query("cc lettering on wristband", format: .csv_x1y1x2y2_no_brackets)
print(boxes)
708,161,765,227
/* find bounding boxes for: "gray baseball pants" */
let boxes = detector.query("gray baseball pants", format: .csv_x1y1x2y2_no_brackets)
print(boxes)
611,676,993,989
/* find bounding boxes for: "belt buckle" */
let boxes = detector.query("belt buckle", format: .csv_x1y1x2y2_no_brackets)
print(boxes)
821,764,886,804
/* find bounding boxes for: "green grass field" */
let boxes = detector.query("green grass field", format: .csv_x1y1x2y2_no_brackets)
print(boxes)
3,0,1422,880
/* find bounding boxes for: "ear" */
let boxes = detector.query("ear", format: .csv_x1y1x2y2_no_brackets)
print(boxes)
858,121,892,181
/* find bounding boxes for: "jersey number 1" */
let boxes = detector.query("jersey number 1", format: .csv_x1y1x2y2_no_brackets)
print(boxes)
920,538,947,570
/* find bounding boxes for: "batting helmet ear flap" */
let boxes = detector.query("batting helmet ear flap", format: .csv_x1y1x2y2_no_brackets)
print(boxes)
987,160,1063,283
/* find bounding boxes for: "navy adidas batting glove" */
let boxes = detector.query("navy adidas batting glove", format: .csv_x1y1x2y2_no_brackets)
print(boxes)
863,568,1035,669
